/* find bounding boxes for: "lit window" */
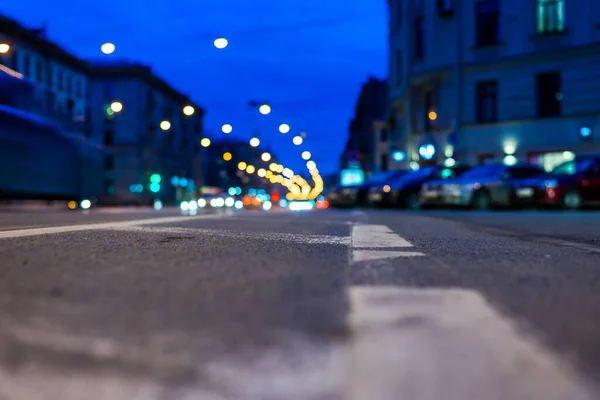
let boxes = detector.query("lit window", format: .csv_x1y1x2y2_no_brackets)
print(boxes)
536,0,565,34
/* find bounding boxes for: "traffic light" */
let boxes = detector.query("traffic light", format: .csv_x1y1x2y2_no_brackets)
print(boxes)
150,174,161,184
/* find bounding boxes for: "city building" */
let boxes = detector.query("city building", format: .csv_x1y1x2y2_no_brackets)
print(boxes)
372,119,392,173
87,60,205,205
340,77,388,176
203,138,280,193
0,13,89,134
388,0,600,171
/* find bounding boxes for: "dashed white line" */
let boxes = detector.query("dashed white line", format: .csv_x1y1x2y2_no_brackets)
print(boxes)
346,286,594,400
352,224,414,248
0,213,228,239
351,249,426,262
351,224,426,261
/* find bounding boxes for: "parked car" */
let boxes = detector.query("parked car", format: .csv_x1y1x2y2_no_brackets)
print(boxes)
327,170,407,208
326,184,360,207
377,165,471,210
363,170,410,207
513,156,600,210
433,163,544,210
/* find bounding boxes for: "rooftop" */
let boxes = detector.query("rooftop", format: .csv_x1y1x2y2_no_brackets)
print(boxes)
0,13,87,70
88,58,205,114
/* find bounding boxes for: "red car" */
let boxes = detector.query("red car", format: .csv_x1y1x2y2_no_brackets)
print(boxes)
514,156,600,210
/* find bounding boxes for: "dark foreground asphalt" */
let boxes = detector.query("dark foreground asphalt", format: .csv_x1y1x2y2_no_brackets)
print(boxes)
0,206,599,399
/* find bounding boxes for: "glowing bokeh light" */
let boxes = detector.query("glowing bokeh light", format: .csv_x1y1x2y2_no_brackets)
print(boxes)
214,38,228,49
110,101,123,113
279,124,290,134
101,42,115,55
259,104,271,115
222,124,232,134
160,120,171,131
183,105,195,116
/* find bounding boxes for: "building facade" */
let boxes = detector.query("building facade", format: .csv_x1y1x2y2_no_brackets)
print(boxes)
341,77,388,177
0,14,89,134
388,0,600,171
88,61,205,205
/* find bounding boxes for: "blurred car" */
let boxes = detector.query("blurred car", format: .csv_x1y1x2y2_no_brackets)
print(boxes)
380,165,471,210
363,170,409,207
419,165,473,208
435,163,544,210
326,184,360,207
327,170,407,208
197,193,225,209
513,156,600,210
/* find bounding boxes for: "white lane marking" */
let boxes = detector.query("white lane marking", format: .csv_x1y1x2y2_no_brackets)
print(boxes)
352,250,425,262
0,366,161,400
347,286,594,400
113,226,351,246
0,213,227,239
0,317,346,400
186,335,347,400
351,224,425,261
352,224,413,248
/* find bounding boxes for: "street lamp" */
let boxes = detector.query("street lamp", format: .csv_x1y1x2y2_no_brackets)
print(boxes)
223,152,232,161
101,42,115,55
246,165,256,174
0,43,10,54
222,124,232,134
301,151,311,160
261,152,271,162
279,123,290,134
200,138,211,147
109,101,123,113
183,105,195,116
259,104,271,115
306,160,316,170
249,137,260,147
214,38,228,49
160,120,171,131
292,136,303,145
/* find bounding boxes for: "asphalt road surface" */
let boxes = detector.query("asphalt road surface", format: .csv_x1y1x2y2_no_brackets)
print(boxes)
0,206,599,399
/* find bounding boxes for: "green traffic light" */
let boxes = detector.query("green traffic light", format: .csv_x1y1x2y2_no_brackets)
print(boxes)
149,183,160,193
150,174,161,184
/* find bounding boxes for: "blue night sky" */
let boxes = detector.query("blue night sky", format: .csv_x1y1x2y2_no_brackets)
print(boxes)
1,1,387,175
